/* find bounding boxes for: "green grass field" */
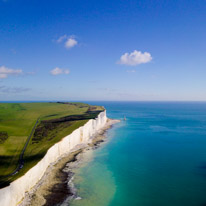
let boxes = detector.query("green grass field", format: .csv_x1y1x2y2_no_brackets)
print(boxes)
0,102,104,188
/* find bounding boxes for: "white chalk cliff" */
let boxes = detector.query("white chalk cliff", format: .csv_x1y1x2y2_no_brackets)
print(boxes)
0,111,107,206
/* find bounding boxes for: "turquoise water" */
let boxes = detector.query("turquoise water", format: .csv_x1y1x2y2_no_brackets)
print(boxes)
70,102,206,206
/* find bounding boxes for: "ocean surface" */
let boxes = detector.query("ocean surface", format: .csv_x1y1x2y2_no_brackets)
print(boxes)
69,102,206,206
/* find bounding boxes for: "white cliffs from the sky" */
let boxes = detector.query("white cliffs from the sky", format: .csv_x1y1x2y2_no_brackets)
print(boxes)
0,111,107,206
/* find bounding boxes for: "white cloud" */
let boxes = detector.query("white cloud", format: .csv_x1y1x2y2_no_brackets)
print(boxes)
0,66,23,79
50,67,70,76
57,35,67,43
65,37,78,49
118,50,152,66
56,35,78,49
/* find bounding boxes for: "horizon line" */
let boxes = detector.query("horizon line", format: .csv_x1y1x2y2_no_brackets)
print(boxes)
1,100,206,103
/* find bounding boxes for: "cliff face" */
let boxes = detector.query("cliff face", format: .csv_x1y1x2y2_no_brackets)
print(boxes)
0,111,107,206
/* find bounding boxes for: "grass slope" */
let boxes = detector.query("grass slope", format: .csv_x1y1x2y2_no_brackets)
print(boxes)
0,102,103,188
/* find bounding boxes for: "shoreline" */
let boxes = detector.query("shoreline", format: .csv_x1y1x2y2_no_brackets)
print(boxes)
20,118,120,206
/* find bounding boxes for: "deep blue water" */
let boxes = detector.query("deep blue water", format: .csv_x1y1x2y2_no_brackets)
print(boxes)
70,102,206,206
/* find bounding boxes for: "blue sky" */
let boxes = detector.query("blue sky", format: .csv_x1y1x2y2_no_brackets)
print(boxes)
0,0,206,101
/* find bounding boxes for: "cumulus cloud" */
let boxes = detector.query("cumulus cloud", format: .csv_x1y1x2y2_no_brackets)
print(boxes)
56,35,78,49
0,66,23,79
65,38,78,49
118,50,152,66
50,67,70,76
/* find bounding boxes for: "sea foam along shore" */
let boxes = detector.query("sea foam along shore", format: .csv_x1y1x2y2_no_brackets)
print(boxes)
20,118,120,206
0,111,108,206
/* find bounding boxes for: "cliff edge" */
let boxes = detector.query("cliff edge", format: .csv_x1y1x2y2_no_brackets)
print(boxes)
0,111,107,206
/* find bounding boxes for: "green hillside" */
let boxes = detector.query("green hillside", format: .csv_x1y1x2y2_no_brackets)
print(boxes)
0,102,104,188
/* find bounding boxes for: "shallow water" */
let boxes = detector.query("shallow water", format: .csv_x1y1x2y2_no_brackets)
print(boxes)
70,102,206,206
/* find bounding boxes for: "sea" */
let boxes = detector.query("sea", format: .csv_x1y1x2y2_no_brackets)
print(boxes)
69,101,206,206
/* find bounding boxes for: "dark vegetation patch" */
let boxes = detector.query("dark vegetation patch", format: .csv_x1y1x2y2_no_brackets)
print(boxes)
56,102,88,108
87,106,98,111
43,111,100,124
44,114,58,118
32,110,102,144
0,154,15,167
0,179,10,188
0,155,18,188
0,132,8,144
87,106,104,114
32,121,72,143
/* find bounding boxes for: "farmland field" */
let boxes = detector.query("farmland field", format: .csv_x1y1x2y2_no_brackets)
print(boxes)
0,102,103,188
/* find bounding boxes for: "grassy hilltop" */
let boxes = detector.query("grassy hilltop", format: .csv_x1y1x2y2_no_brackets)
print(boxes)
0,102,104,188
